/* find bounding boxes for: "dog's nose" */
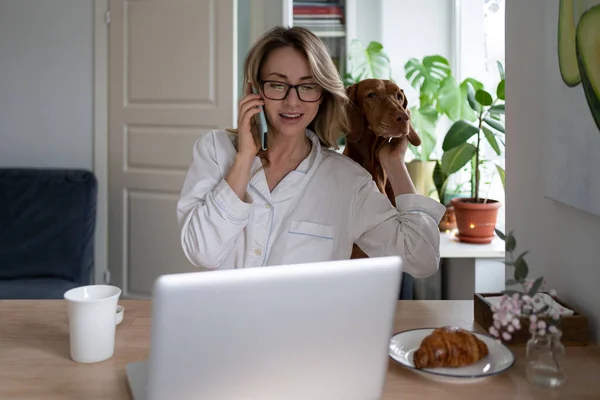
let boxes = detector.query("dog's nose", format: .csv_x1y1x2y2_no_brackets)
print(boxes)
396,113,408,122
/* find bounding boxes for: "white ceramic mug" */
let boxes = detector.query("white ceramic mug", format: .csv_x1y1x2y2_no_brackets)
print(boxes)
64,285,122,363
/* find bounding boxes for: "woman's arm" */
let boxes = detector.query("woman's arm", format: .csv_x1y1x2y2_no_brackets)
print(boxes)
351,177,446,278
382,156,417,197
177,130,253,269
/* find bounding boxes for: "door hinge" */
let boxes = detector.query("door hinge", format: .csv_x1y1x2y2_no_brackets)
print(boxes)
105,10,111,24
104,270,112,284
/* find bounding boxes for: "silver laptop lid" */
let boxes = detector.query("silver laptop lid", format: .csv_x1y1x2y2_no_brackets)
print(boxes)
146,256,402,400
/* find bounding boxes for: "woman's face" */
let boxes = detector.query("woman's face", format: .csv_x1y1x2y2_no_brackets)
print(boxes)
259,46,323,139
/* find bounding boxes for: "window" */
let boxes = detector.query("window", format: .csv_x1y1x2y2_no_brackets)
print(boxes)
450,0,505,225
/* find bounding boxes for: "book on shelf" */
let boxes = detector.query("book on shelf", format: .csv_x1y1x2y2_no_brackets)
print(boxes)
293,3,344,31
293,5,343,17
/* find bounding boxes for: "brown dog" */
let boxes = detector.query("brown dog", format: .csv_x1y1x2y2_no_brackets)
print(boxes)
343,79,421,258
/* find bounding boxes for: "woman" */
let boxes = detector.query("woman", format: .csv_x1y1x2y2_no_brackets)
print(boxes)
177,26,445,278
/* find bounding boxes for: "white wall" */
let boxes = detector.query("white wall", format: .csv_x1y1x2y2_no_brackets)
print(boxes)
354,0,382,45
506,0,600,343
380,0,453,106
0,0,94,169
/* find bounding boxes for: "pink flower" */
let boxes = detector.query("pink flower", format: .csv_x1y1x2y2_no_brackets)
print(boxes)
512,318,521,330
537,320,547,330
529,321,537,333
489,326,499,337
530,315,537,323
507,324,515,333
502,331,512,341
549,325,559,334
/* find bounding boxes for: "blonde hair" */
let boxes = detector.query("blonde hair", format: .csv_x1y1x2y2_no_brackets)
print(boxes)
230,26,349,157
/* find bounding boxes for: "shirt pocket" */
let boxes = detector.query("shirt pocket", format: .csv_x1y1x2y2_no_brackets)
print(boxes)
284,221,335,263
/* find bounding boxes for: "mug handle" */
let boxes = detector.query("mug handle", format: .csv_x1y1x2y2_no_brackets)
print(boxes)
116,305,124,325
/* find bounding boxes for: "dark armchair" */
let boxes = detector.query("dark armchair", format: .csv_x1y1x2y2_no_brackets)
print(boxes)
0,168,97,299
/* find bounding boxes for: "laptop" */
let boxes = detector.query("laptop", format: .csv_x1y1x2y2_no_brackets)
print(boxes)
126,256,403,400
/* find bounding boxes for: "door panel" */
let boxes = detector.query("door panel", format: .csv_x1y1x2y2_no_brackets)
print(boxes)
108,0,236,296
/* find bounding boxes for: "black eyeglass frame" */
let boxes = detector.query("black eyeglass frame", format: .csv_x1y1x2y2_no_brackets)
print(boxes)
258,79,324,103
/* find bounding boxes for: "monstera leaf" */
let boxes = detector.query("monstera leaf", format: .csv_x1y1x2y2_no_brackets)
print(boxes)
404,55,452,97
345,40,392,85
408,105,437,161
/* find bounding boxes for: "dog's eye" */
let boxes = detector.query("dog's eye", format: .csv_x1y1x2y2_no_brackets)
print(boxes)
367,93,377,99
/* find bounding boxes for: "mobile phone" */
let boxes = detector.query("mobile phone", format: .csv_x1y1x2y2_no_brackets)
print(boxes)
252,86,268,150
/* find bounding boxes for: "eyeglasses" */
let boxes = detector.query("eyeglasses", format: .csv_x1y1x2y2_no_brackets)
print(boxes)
259,80,323,102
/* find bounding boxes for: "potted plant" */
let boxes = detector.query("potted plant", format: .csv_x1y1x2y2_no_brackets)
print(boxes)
432,161,469,231
491,229,566,388
440,63,506,243
403,55,489,202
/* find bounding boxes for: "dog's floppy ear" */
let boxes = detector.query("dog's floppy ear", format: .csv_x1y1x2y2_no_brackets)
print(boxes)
406,107,422,146
397,89,421,146
345,82,365,143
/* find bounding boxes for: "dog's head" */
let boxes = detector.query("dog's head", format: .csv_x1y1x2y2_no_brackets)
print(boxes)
345,79,421,146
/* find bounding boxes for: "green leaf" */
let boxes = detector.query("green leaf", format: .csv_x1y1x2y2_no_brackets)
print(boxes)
528,276,544,297
475,89,493,106
497,61,505,80
495,228,506,240
506,231,516,252
347,40,392,81
536,304,550,315
463,78,485,92
484,117,505,133
482,126,501,155
466,82,482,113
404,55,451,96
441,143,477,175
432,161,448,203
442,120,479,151
495,164,506,190
497,79,505,100
489,104,505,114
408,105,437,161
436,76,463,120
514,257,529,282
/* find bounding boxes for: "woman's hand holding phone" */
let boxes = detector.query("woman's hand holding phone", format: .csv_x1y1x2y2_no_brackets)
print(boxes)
236,82,264,159
225,82,263,201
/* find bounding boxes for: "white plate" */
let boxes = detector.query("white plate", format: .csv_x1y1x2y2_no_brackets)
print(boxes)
388,327,515,383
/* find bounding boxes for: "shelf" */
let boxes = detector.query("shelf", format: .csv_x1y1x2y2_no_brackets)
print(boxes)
312,31,346,37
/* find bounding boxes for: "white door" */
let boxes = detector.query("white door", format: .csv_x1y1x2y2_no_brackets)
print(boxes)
108,0,236,297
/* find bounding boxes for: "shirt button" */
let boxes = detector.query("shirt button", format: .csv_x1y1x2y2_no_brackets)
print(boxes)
254,248,262,256
265,203,271,209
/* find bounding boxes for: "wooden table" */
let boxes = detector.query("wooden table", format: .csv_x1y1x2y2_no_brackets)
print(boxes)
1,300,599,399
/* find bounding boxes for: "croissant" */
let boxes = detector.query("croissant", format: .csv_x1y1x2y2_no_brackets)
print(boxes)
413,327,489,369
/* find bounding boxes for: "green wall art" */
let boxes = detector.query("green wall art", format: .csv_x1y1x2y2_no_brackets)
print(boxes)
544,0,600,217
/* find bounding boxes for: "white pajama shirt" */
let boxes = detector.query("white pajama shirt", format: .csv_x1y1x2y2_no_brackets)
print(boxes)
177,129,446,278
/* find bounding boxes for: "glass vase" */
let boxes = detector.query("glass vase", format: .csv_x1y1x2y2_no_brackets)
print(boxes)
526,331,566,388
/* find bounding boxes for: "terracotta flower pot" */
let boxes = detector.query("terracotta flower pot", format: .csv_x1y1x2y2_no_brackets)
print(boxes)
438,205,457,232
450,197,501,244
